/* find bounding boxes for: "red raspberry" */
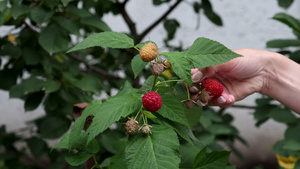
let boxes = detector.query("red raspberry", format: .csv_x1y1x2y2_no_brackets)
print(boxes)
142,91,162,112
124,119,139,135
201,79,223,97
140,42,158,62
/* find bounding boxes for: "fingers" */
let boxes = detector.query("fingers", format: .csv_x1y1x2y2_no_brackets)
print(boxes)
191,69,204,83
208,93,235,108
190,68,236,108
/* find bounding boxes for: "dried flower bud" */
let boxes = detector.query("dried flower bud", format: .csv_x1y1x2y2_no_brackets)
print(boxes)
163,60,171,69
151,62,165,76
125,119,139,135
140,125,152,135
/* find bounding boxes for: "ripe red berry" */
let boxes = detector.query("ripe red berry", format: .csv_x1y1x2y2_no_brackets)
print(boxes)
125,119,139,135
201,79,223,97
142,91,162,112
140,42,158,62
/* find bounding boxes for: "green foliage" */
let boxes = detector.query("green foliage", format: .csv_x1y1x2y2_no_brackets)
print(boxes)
67,32,135,53
125,125,180,169
162,37,241,85
0,0,249,168
53,30,242,168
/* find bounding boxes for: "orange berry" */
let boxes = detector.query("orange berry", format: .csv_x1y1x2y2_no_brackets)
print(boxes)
140,42,158,62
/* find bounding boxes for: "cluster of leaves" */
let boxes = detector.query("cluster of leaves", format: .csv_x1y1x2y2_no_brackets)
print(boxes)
52,31,242,169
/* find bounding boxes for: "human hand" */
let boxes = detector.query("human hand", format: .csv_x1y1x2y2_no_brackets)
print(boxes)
189,48,271,108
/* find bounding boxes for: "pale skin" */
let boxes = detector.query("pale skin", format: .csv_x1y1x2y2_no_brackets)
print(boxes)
190,48,300,114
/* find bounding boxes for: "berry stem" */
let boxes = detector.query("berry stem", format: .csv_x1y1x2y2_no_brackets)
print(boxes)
151,75,158,91
155,79,183,87
134,105,143,120
91,154,101,169
134,46,140,51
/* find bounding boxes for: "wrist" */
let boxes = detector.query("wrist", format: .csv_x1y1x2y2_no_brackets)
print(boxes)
261,52,300,113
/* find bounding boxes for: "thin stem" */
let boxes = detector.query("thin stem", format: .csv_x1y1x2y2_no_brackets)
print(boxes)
155,79,183,87
134,46,140,51
151,75,158,91
134,105,143,120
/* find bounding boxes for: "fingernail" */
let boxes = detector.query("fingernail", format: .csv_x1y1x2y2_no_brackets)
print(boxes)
189,86,199,93
228,98,233,103
196,100,206,107
217,96,226,104
192,70,203,82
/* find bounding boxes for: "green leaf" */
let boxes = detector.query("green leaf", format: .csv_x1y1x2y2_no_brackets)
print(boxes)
69,100,102,150
185,37,241,68
53,16,81,35
184,105,202,128
0,68,18,90
0,9,10,25
206,124,234,135
45,79,61,93
26,137,47,158
30,6,54,24
162,37,241,84
267,39,300,48
125,125,180,169
36,115,71,139
202,0,222,26
0,0,7,12
11,4,29,19
61,0,73,6
52,133,70,150
285,124,300,140
101,130,126,154
157,94,190,127
73,74,101,93
65,5,92,18
131,54,147,78
67,32,134,53
272,140,293,157
152,115,193,145
85,82,140,144
23,77,45,93
283,139,300,151
278,0,294,9
23,48,41,65
269,107,298,123
193,147,231,169
80,16,111,32
0,43,22,58
179,142,204,168
24,91,45,111
164,19,180,40
273,13,300,33
65,151,93,166
39,24,70,53
65,138,99,166
162,51,192,85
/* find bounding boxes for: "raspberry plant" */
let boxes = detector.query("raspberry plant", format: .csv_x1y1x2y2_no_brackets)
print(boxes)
52,31,242,169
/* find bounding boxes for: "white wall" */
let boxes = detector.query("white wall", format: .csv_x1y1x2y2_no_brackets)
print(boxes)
1,0,299,167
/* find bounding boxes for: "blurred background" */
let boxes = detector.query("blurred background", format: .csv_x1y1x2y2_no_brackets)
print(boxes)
1,0,300,169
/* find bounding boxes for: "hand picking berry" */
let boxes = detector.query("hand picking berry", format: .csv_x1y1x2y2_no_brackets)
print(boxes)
142,91,162,112
124,119,139,135
201,79,223,97
140,42,158,62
